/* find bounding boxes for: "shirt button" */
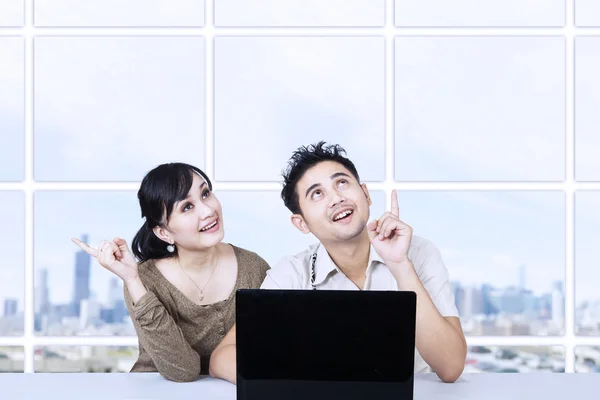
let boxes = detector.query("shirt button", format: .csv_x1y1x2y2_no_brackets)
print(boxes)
219,328,225,335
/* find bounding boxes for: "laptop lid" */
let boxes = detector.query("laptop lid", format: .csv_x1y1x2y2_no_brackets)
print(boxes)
236,289,416,400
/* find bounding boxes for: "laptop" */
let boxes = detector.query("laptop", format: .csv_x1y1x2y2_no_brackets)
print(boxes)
236,289,416,400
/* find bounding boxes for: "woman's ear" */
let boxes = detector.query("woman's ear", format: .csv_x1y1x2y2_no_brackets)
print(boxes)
153,225,172,244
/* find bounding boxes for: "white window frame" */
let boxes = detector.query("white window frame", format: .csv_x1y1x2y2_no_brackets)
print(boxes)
0,0,596,373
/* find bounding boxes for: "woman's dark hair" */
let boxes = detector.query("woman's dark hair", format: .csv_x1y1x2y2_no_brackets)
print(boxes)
281,141,360,215
131,162,212,262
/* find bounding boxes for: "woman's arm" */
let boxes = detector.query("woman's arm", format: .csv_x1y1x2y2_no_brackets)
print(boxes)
209,324,237,384
124,280,201,382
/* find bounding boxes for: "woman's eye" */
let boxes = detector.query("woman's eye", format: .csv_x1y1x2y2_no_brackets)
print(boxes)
183,203,193,212
202,190,211,199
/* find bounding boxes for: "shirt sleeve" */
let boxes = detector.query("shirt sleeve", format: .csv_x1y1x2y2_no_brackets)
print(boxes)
124,287,201,382
412,241,460,318
259,257,306,290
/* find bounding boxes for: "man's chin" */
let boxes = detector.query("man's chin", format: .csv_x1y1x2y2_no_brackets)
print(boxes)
332,226,366,242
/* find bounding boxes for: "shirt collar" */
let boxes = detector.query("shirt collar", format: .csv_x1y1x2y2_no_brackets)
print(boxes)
312,243,385,286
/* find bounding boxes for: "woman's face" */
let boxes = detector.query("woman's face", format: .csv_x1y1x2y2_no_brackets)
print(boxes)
163,173,224,251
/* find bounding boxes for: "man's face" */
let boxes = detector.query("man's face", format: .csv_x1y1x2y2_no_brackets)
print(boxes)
293,160,372,243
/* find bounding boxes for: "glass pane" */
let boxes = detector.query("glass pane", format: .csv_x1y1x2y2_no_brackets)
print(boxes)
215,37,385,182
466,346,564,373
35,346,138,372
399,191,565,336
0,37,24,181
0,347,24,372
215,0,384,27
575,192,600,335
395,0,564,27
395,37,565,181
34,191,140,336
0,192,24,336
576,0,600,27
575,37,600,181
0,0,23,26
35,0,204,27
34,37,205,181
575,347,600,372
218,191,385,266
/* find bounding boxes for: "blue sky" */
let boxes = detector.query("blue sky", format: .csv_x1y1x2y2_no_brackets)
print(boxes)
1,13,599,320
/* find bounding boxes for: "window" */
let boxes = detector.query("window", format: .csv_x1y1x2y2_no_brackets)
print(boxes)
0,1,589,375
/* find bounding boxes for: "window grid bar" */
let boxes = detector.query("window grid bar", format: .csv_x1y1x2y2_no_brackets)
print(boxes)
564,0,576,374
23,0,34,374
4,334,600,348
5,182,600,191
205,0,215,181
384,0,395,191
3,27,600,36
1,0,589,374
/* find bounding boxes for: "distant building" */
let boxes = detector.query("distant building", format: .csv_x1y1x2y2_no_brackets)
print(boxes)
3,298,18,317
72,234,91,316
36,268,50,315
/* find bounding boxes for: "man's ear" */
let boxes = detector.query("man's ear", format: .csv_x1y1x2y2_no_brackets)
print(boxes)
291,214,311,234
152,225,172,244
361,183,372,207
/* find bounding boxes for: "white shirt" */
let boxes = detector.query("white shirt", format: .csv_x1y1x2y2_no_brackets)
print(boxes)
260,235,459,373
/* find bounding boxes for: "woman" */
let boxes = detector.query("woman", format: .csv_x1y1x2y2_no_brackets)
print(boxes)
72,162,269,382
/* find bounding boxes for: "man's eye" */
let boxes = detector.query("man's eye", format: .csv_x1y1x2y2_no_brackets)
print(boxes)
338,179,348,186
312,190,322,199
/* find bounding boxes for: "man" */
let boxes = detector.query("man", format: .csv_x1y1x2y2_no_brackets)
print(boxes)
209,142,466,384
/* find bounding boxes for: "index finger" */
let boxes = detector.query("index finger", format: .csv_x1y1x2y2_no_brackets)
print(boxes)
391,190,399,217
71,238,97,257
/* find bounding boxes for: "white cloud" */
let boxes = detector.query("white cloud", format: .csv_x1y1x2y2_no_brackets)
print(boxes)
575,37,600,181
35,0,204,26
216,0,384,26
34,191,141,304
34,37,205,181
395,0,563,26
0,192,24,309
0,37,24,181
395,36,565,181
215,37,385,182
0,0,23,26
576,0,600,26
399,191,565,295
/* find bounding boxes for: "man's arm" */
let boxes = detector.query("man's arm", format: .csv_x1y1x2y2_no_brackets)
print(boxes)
209,324,237,384
389,260,466,383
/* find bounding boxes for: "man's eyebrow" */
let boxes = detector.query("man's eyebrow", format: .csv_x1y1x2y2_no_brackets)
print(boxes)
305,183,321,198
330,172,351,180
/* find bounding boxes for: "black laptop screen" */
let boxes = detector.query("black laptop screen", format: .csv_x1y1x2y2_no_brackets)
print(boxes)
236,289,416,383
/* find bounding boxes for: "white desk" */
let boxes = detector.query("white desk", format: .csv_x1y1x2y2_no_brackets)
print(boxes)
1,372,598,400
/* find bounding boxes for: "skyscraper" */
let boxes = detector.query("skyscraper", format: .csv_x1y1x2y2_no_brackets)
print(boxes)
72,234,91,316
552,280,565,325
35,268,50,315
108,277,121,308
3,298,18,317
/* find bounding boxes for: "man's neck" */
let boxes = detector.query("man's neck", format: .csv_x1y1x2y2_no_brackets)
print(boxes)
323,232,371,279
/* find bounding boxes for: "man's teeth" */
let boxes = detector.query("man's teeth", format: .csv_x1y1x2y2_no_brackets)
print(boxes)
334,210,353,221
201,221,217,231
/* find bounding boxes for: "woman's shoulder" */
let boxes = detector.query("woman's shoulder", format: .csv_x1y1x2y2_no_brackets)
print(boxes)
135,258,161,288
229,244,271,274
